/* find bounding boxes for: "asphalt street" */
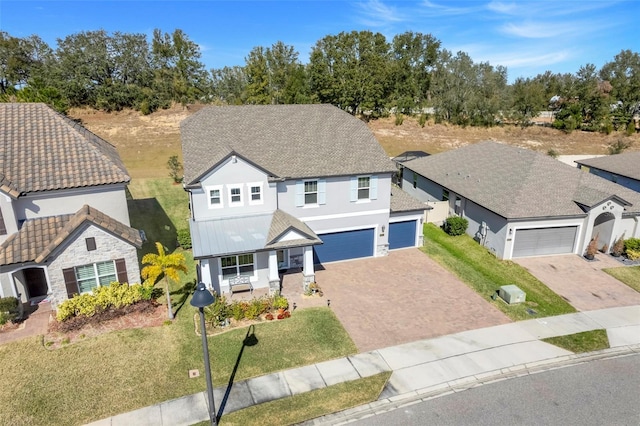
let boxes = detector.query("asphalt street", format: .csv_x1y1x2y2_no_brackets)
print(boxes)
353,353,640,426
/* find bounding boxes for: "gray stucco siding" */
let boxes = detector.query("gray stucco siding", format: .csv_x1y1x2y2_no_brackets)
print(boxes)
401,172,443,203
46,224,141,307
462,200,508,258
192,157,278,220
278,174,393,219
14,184,131,226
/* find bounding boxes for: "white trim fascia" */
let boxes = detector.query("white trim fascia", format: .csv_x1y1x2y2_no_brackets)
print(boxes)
299,208,389,222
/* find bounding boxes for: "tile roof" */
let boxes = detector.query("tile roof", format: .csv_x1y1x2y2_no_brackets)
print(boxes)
189,210,321,258
390,185,430,213
180,104,396,185
575,151,640,181
0,103,130,196
0,205,142,266
403,141,640,219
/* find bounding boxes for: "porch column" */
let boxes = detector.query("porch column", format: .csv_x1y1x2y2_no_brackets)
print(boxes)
200,259,219,295
268,251,280,295
302,246,315,289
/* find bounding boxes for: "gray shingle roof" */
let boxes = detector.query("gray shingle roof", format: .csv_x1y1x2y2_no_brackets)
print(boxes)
575,151,640,181
404,141,640,219
390,185,430,213
180,104,396,185
0,205,142,266
0,103,130,196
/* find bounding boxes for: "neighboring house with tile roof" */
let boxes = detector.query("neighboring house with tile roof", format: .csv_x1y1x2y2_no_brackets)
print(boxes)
401,141,640,260
0,103,141,307
575,151,640,193
181,104,426,295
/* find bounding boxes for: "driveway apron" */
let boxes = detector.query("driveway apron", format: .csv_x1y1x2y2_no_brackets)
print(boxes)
314,249,510,352
516,254,640,312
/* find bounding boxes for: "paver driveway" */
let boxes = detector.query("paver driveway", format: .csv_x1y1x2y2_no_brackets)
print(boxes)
516,254,640,312
309,249,510,352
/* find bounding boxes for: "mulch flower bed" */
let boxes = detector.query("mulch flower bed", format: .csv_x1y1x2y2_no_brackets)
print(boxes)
45,300,166,349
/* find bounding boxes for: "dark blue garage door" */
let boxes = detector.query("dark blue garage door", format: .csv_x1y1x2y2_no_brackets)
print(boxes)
314,228,375,264
389,220,416,249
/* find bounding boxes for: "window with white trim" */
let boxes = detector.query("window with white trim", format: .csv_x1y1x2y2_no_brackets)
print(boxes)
248,182,263,205
75,260,116,293
221,254,254,280
229,185,242,205
304,180,318,205
207,185,223,208
357,176,370,200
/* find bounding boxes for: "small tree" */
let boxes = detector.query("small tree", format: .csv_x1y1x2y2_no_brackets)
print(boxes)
612,233,625,257
444,216,469,236
167,155,183,183
141,242,187,320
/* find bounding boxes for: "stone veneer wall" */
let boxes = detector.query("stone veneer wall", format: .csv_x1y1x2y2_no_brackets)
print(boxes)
47,224,140,307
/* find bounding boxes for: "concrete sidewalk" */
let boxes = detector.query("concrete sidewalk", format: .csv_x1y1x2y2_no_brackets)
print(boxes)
87,305,640,426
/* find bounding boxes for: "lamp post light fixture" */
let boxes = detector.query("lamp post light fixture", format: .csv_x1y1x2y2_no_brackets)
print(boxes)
191,282,217,425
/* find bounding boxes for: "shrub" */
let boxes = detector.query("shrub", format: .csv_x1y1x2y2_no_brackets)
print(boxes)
272,293,289,310
612,234,625,256
624,238,640,260
418,114,427,128
624,238,640,253
56,282,153,322
0,296,19,325
177,228,192,249
204,294,229,327
394,113,404,126
444,216,469,236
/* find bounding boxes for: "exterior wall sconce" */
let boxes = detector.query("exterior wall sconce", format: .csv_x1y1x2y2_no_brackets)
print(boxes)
509,228,513,236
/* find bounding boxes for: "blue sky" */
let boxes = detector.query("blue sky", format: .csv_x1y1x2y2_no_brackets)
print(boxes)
1,1,637,82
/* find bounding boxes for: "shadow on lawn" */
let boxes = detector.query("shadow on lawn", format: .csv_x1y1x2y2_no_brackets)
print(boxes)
218,325,259,420
127,197,178,262
172,279,197,317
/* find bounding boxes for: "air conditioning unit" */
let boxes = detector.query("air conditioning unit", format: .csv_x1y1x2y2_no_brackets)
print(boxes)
498,285,526,304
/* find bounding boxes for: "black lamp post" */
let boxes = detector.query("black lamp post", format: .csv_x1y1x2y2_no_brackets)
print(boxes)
191,282,217,425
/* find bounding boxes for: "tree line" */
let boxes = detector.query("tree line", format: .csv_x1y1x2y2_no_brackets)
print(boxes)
1,29,638,133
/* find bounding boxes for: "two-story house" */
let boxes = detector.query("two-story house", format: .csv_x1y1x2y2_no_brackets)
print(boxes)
181,104,425,295
0,103,142,308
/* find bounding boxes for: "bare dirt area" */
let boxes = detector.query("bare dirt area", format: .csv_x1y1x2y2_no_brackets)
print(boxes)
69,106,640,179
370,115,640,157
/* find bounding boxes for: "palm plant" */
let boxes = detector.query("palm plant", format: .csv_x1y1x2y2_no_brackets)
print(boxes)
141,242,187,320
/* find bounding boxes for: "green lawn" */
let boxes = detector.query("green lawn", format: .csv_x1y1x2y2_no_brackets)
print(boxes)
208,372,390,426
543,330,609,353
422,224,576,321
602,266,640,292
0,308,356,426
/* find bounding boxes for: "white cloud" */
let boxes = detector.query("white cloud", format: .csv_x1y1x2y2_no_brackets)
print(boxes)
355,0,404,27
486,1,518,15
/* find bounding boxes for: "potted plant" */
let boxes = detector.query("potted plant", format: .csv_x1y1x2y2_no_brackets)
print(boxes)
272,293,289,316
585,236,598,260
611,234,625,257
600,243,609,254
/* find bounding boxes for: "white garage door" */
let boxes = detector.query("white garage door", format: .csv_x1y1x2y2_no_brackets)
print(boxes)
512,226,577,258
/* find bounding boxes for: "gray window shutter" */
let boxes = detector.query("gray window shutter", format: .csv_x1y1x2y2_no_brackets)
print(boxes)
0,208,6,235
318,179,326,205
370,175,378,200
63,268,78,298
115,258,128,283
295,180,304,207
350,177,357,202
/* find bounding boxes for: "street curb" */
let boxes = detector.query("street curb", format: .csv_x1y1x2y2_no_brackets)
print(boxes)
302,344,640,425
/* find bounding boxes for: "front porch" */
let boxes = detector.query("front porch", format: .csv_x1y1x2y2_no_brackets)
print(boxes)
221,268,328,311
